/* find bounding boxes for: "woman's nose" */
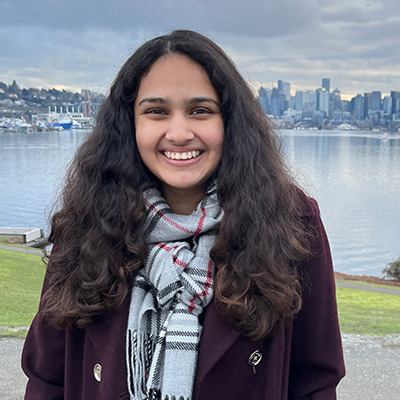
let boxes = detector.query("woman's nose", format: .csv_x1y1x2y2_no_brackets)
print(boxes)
165,114,195,144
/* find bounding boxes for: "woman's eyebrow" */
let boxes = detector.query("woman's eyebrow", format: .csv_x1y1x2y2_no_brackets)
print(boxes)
137,96,220,107
137,97,167,106
184,97,220,107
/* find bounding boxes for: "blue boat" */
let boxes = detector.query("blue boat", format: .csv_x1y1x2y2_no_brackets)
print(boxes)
53,116,73,130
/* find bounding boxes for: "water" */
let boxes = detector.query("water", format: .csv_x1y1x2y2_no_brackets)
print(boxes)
0,130,89,232
1,129,399,276
280,130,400,277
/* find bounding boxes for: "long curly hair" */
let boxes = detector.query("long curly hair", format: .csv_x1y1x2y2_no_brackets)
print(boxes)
41,30,311,340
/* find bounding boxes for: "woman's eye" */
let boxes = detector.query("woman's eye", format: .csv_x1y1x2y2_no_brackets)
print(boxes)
192,108,210,115
146,108,166,115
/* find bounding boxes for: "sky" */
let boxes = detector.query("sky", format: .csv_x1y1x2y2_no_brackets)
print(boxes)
1,0,399,100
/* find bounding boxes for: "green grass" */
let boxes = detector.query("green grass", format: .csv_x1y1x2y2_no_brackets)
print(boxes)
1,246,400,338
0,327,28,338
336,286,400,335
0,236,43,252
0,248,46,329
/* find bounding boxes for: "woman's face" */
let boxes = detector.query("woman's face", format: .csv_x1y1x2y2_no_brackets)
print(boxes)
134,54,224,207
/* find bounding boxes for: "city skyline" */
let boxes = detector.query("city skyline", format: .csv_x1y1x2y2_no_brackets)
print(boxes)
257,77,400,129
1,0,399,98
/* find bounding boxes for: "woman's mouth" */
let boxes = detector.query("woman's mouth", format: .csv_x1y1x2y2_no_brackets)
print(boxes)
163,150,202,160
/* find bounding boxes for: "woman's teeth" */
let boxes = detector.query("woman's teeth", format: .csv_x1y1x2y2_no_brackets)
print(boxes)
164,151,201,160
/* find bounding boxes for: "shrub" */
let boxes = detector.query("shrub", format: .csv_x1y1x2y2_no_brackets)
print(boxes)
382,256,400,280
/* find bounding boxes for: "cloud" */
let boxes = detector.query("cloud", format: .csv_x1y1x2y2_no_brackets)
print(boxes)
2,0,319,37
0,0,398,97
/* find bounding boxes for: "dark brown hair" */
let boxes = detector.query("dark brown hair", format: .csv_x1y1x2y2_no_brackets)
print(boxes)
41,30,311,340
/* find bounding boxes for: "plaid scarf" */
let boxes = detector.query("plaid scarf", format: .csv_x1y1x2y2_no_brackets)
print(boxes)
126,183,223,400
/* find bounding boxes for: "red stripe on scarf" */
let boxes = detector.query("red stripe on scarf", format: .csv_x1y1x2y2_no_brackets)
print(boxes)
188,260,213,313
157,243,188,268
146,201,204,235
193,207,206,235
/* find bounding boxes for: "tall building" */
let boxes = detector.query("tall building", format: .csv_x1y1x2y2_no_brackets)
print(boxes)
282,82,291,100
353,94,364,120
317,89,329,115
391,91,400,114
303,90,317,112
294,91,304,111
331,88,342,111
370,91,382,111
363,93,372,117
258,87,270,114
270,87,283,116
322,78,330,93
277,80,283,94
383,96,392,114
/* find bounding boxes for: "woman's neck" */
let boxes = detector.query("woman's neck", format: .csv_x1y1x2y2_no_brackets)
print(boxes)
162,185,205,215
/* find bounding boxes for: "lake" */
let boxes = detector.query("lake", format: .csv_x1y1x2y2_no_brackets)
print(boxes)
1,129,399,277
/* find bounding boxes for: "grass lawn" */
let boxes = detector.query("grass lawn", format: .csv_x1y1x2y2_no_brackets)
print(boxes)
0,248,46,330
336,286,400,335
1,246,400,338
0,236,43,252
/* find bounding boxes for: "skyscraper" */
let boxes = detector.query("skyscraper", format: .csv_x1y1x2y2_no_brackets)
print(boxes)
317,89,329,115
391,91,400,114
294,91,304,111
282,82,291,101
322,78,330,93
353,94,364,120
370,91,382,111
258,87,270,114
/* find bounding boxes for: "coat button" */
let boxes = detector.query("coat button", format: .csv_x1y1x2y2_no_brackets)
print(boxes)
94,363,102,382
248,350,263,367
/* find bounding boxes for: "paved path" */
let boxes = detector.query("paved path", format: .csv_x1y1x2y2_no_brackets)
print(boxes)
337,334,400,400
336,280,400,296
2,334,400,400
0,244,43,256
0,338,28,400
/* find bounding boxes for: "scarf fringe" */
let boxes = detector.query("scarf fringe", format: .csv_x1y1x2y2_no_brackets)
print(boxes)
127,330,156,400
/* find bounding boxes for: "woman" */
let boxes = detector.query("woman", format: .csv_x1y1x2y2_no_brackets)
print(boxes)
22,30,345,400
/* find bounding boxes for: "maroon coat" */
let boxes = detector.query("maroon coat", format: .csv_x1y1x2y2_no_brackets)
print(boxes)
22,198,345,399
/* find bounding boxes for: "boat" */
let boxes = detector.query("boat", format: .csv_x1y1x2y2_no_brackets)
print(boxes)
52,116,72,130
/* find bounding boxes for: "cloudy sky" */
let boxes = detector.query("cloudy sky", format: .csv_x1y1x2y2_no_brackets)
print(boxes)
1,0,399,99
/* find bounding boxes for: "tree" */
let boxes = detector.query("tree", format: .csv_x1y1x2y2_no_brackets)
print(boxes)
382,255,400,280
9,80,22,96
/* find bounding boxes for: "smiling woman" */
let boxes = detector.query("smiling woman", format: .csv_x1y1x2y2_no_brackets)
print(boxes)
22,30,345,400
134,54,224,214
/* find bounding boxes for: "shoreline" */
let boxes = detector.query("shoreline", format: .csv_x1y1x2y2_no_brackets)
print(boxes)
1,240,399,288
335,271,400,287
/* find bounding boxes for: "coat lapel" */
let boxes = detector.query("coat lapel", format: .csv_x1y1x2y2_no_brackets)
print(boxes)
194,299,241,388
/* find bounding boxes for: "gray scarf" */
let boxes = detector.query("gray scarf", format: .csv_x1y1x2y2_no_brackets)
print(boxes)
126,183,223,400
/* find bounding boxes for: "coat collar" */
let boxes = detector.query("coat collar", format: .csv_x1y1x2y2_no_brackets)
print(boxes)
194,299,241,389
